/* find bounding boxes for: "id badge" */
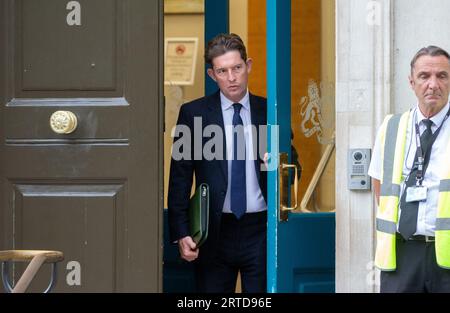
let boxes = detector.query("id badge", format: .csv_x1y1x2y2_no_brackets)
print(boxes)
405,186,428,202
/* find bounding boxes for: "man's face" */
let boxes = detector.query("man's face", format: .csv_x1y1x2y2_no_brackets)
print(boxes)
409,55,450,116
207,50,252,103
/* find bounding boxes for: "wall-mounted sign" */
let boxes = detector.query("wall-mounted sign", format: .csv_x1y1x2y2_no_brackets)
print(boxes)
164,37,198,86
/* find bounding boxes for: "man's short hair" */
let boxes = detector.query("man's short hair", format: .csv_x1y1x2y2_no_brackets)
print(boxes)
205,33,247,66
410,45,450,74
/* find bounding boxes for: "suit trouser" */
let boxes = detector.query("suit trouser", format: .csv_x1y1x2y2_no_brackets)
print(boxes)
381,235,450,293
195,211,267,293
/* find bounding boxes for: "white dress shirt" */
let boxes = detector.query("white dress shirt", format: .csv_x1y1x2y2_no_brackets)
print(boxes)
220,91,267,214
369,102,450,236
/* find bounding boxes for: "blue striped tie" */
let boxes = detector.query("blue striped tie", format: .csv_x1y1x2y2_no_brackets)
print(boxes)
231,103,247,219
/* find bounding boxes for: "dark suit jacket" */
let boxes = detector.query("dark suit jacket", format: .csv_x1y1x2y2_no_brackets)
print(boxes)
168,90,267,261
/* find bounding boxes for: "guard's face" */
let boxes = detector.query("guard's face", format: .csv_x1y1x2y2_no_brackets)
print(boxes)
409,55,450,116
207,50,252,103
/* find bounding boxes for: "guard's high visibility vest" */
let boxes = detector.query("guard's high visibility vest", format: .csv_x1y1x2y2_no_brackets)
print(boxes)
375,111,450,271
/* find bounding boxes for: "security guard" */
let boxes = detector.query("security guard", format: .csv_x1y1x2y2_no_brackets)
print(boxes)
369,46,450,292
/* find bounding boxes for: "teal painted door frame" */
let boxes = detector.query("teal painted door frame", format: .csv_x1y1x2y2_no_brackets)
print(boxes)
266,0,292,293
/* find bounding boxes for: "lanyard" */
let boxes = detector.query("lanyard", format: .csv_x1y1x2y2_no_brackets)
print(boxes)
413,106,450,185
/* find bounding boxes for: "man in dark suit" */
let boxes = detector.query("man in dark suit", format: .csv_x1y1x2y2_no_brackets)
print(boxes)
168,33,267,292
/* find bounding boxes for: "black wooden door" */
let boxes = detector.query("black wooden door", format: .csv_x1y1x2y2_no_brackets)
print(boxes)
0,0,163,292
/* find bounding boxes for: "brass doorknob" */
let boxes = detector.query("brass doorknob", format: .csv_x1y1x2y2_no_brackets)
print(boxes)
50,111,78,134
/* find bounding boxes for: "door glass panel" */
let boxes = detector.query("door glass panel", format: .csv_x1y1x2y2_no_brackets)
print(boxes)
247,0,335,213
291,0,335,213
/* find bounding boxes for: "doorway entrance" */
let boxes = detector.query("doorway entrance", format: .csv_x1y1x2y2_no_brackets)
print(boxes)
163,0,336,293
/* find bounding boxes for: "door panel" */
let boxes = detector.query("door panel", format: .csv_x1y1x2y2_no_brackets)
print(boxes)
0,0,163,292
8,181,125,292
276,214,335,293
266,0,335,293
20,0,117,90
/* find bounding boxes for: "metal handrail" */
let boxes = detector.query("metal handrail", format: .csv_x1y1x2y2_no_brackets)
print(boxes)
299,131,336,213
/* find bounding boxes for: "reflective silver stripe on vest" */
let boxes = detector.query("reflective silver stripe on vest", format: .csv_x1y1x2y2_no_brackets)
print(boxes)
376,218,397,234
436,218,450,231
380,184,401,197
380,114,402,197
439,180,450,192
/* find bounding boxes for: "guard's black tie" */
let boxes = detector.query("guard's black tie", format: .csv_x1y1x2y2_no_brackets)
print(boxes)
398,119,433,240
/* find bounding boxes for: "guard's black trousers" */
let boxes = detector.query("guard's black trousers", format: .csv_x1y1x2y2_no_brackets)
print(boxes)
381,235,450,292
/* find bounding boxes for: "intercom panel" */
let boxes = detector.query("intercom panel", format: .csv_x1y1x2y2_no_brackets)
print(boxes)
348,149,371,190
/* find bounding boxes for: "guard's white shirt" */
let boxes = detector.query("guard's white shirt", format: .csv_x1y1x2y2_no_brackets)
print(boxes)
220,91,267,214
368,102,450,236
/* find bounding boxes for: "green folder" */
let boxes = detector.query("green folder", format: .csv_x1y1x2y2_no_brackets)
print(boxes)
189,183,209,247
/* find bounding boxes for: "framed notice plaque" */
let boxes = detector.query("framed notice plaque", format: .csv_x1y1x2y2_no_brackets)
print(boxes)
164,37,198,86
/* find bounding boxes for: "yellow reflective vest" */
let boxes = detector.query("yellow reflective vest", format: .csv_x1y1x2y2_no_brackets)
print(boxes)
375,111,450,271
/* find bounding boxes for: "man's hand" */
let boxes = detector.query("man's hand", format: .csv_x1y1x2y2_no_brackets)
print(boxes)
178,236,199,262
